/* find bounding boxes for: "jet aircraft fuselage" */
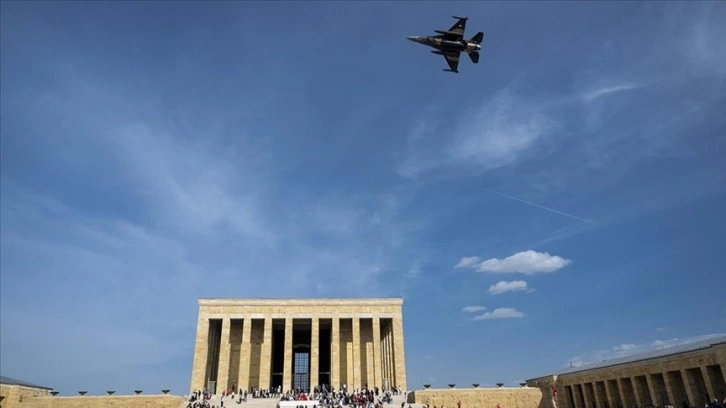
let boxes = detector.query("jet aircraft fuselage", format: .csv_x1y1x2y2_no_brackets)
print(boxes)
407,16,484,73
406,35,481,55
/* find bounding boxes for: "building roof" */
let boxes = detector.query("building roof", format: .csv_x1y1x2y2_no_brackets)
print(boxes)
0,375,53,390
197,298,404,306
528,334,726,381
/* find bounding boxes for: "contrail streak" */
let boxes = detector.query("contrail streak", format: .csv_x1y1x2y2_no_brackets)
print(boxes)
457,182,598,224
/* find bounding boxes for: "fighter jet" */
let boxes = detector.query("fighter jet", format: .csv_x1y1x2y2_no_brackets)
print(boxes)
407,16,484,73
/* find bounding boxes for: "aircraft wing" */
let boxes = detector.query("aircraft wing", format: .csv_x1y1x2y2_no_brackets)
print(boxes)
443,17,467,40
443,52,460,72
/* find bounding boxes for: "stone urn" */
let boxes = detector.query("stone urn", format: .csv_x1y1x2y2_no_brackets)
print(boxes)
107,391,115,395
423,384,431,389
448,384,456,388
162,389,170,394
134,390,143,395
78,391,87,396
497,383,504,388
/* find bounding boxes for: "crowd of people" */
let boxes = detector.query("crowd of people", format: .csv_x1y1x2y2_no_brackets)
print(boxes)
297,384,401,407
186,384,408,408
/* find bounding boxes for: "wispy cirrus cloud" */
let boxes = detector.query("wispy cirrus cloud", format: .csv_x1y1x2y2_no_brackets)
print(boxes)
566,334,726,368
397,90,557,178
581,83,640,102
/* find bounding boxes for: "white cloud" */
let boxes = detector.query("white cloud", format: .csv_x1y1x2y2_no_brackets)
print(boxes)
581,84,639,102
397,90,557,178
470,308,525,320
405,263,422,279
488,280,534,295
462,305,487,313
455,256,480,268
567,333,726,367
477,250,572,274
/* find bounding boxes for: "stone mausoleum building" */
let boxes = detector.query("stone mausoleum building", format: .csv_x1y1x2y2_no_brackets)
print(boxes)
527,335,726,408
190,298,407,394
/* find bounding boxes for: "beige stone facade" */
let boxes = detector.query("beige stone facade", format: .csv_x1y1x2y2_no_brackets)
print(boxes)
527,336,726,408
189,298,407,394
0,386,48,408
9,395,184,408
0,378,52,408
409,387,545,408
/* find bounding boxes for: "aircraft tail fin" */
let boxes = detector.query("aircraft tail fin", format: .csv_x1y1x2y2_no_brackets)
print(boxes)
470,32,484,44
469,51,480,64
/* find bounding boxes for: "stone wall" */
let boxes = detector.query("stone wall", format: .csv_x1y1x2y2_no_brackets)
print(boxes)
526,339,726,408
0,384,52,408
409,387,545,408
13,394,184,408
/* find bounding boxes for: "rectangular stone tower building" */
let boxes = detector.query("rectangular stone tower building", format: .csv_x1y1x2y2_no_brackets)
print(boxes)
190,298,407,394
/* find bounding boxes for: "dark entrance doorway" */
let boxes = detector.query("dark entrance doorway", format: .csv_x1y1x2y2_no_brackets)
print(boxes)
293,350,310,392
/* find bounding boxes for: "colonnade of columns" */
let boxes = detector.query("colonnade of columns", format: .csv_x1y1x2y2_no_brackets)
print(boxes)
560,364,726,408
189,314,407,395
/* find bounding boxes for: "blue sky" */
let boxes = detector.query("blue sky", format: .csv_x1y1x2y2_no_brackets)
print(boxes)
1,0,725,396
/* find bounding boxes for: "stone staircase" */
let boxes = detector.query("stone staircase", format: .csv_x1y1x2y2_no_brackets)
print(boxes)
179,393,426,408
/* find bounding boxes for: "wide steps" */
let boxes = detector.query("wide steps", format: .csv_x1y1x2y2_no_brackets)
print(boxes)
179,392,425,408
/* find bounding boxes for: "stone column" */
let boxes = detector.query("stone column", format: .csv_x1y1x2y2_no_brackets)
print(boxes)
604,380,618,408
700,367,716,402
630,377,644,408
310,317,319,391
331,316,340,390
190,316,210,392
352,317,361,389
573,384,583,408
593,382,606,408
259,317,273,391
663,372,676,405
372,317,383,389
618,378,633,408
682,369,698,405
645,374,659,406
392,317,407,390
238,318,252,392
217,318,232,393
365,330,373,390
564,385,574,408
283,318,294,392
384,323,392,389
381,322,388,389
582,383,592,408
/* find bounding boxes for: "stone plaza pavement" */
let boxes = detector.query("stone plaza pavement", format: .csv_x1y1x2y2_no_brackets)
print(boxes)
180,393,424,408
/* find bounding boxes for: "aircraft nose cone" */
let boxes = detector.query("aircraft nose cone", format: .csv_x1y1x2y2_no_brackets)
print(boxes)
406,36,416,41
